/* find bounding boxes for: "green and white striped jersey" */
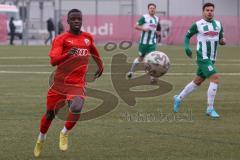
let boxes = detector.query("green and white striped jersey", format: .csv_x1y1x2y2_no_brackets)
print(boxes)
186,19,224,61
137,14,159,45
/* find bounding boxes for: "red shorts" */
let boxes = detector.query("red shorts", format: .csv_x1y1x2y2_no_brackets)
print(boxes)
46,88,85,111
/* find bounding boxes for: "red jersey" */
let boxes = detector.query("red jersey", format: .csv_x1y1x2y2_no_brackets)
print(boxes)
49,31,103,95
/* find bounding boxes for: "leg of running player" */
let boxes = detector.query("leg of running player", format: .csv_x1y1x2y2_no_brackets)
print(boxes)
34,90,65,157
149,75,158,84
173,76,205,112
59,96,84,151
206,73,220,117
127,56,144,79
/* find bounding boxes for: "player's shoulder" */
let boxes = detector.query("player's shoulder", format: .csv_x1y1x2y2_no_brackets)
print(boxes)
213,19,221,23
213,19,222,26
142,14,149,18
81,32,94,41
53,32,69,41
195,19,205,25
154,15,159,21
142,14,159,21
193,19,207,28
82,31,93,38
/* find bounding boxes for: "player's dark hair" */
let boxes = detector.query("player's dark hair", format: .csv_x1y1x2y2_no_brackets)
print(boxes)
67,9,82,17
148,3,156,9
202,3,215,11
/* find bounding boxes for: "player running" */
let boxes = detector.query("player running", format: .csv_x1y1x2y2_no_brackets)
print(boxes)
34,9,103,157
173,3,226,118
127,3,161,84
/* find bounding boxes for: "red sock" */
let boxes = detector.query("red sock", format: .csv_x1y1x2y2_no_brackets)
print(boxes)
40,113,53,134
64,111,81,130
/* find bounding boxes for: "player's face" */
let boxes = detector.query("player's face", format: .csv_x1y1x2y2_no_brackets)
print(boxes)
203,6,214,20
148,5,156,16
68,12,82,32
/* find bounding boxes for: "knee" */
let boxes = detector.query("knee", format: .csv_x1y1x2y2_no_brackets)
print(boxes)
193,75,206,86
70,104,83,114
210,74,220,84
69,97,84,114
138,57,144,62
193,79,204,86
46,110,55,120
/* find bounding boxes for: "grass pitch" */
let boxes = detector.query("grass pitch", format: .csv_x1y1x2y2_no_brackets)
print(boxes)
0,45,239,160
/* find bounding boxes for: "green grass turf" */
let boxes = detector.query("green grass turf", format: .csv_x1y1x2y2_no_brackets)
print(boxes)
0,45,240,160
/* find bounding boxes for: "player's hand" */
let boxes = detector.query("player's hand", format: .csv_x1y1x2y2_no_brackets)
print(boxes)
94,68,104,79
68,47,78,55
156,31,161,36
157,34,161,43
142,27,150,32
185,47,192,58
219,38,226,45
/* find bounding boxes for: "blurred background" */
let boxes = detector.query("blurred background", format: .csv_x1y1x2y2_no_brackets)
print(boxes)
0,0,239,45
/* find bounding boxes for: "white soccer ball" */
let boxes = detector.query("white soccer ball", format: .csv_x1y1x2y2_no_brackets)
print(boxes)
144,51,170,77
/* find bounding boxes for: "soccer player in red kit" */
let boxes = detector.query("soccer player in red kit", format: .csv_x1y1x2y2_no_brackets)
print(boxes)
34,9,104,157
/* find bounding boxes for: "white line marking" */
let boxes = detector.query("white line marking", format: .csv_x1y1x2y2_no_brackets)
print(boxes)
0,56,240,62
171,64,240,66
0,57,48,59
0,71,51,74
0,70,239,76
166,73,240,76
0,64,239,67
0,65,50,67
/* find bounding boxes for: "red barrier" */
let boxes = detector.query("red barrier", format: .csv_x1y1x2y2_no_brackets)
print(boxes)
62,15,240,45
0,15,7,43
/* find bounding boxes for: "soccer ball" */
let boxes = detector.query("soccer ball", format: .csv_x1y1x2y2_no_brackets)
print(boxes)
144,51,170,77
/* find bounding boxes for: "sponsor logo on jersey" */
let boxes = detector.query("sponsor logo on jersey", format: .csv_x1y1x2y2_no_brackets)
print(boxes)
75,48,89,56
204,31,219,37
